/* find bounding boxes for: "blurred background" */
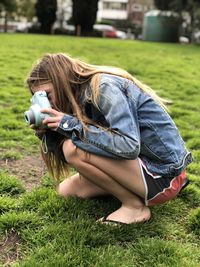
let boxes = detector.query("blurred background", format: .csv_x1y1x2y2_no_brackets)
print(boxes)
0,0,200,44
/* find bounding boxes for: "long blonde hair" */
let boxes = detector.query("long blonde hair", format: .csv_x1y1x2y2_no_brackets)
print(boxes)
26,53,166,180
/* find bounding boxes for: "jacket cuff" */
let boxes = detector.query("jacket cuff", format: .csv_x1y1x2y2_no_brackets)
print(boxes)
56,114,82,138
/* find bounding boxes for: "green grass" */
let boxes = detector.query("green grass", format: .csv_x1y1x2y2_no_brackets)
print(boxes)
0,34,200,266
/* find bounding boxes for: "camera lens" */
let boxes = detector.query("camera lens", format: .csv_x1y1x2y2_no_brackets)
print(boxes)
24,110,35,125
24,114,29,121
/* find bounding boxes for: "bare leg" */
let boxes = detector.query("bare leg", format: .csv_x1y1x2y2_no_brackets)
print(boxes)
59,140,150,224
58,172,108,198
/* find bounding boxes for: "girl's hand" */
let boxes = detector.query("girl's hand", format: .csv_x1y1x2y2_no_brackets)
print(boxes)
41,108,65,131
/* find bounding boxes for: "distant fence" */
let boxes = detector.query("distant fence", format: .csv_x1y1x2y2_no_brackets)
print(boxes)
0,24,17,33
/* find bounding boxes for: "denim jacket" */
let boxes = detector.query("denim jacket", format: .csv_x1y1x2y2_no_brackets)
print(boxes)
56,74,192,178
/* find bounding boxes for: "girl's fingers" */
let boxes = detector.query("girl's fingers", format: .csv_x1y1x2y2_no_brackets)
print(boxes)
43,116,63,125
46,122,59,130
41,108,57,115
41,108,64,117
41,107,64,129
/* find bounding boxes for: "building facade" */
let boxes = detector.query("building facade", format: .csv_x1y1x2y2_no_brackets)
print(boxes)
128,0,155,26
55,0,155,28
97,0,155,26
97,0,129,21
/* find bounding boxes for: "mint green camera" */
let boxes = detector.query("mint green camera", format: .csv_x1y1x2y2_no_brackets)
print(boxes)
24,91,51,127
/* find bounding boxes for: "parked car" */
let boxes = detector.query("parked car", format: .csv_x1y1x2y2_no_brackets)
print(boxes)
52,22,127,38
53,22,75,35
15,22,33,33
0,23,17,32
179,36,190,44
0,21,33,33
93,24,127,39
193,31,200,44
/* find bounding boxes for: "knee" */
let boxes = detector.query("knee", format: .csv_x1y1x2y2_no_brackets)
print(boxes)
56,176,89,199
56,182,77,198
57,183,66,197
56,177,76,198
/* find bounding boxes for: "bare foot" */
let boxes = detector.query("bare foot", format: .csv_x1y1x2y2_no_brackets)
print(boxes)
98,205,151,224
57,173,108,198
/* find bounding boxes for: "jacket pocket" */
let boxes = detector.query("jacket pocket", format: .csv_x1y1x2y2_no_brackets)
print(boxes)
140,143,165,162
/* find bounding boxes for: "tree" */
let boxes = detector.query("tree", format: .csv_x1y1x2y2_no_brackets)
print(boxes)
154,0,174,10
35,0,57,34
0,0,17,32
16,0,35,21
154,0,200,41
72,0,99,36
154,0,200,16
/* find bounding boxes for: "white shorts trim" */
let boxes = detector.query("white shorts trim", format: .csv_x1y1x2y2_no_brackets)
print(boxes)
138,158,148,206
139,160,162,179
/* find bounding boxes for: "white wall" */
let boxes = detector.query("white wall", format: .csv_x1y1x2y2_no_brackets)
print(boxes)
97,0,128,21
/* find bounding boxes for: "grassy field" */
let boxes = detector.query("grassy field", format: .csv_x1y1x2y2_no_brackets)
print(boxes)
0,34,199,267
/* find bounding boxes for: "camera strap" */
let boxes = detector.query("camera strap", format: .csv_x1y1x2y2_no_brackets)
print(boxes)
41,134,48,154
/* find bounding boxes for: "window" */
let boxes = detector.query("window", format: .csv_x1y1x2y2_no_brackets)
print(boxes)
103,2,127,11
132,4,142,12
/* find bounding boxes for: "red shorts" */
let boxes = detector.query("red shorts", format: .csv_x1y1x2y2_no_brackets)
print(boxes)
139,159,188,206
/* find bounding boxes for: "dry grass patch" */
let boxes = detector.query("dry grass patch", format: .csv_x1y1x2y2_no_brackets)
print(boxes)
0,154,45,191
0,231,21,266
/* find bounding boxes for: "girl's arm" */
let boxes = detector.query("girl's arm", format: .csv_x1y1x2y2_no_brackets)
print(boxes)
54,81,140,159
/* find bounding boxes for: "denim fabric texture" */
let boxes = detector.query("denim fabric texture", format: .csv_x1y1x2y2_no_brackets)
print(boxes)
56,74,192,178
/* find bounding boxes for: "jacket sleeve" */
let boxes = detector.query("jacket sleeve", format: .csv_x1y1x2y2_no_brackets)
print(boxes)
56,81,140,159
